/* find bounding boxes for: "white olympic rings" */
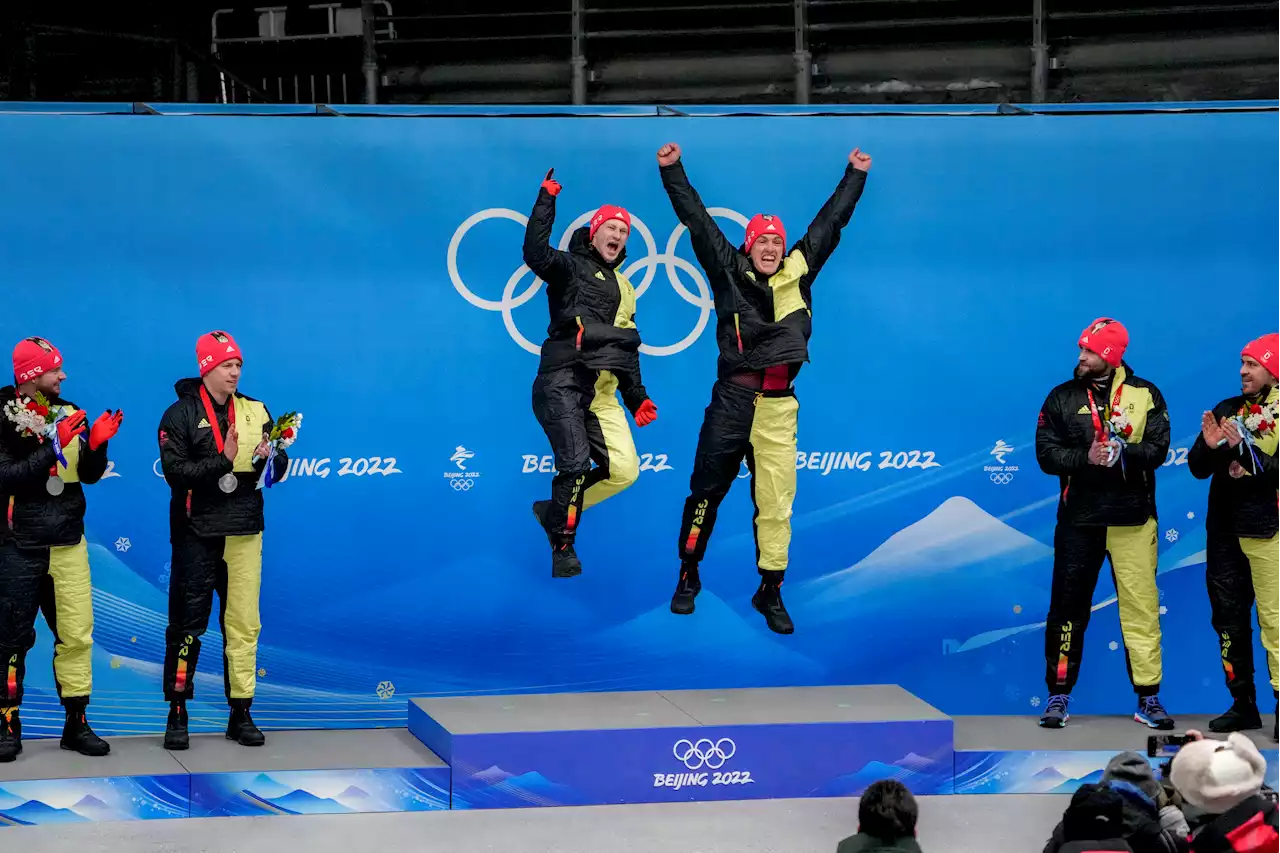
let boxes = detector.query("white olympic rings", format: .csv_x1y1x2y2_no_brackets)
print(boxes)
449,478,475,491
447,207,748,357
989,472,1015,485
673,737,737,770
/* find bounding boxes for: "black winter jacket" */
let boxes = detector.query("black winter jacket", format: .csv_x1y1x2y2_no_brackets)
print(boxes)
523,188,650,415
1036,364,1171,527
158,378,287,539
1188,795,1278,852
659,159,867,380
1187,388,1278,539
0,385,110,548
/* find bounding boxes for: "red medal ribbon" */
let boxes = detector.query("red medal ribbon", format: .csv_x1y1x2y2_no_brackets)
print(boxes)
199,385,235,455
1086,380,1125,441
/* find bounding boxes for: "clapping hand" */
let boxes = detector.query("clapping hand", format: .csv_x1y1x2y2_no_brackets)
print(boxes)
1201,411,1227,447
1221,417,1244,449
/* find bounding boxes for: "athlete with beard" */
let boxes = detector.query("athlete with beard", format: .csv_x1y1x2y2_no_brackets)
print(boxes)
1189,333,1278,738
0,337,122,762
1036,318,1173,730
656,141,871,635
525,169,659,578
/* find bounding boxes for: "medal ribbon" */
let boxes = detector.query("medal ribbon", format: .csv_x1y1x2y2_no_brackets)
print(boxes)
199,385,235,456
1086,379,1127,472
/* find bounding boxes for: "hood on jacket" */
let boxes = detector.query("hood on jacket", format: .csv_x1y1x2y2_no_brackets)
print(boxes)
568,226,626,269
1102,752,1163,804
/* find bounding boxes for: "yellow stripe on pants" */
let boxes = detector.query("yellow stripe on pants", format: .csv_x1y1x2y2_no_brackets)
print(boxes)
48,537,93,698
1106,518,1163,688
749,395,799,573
1239,533,1279,691
582,371,640,511
223,533,263,699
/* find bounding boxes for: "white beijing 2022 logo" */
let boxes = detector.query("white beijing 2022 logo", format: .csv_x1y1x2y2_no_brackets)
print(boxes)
448,207,748,357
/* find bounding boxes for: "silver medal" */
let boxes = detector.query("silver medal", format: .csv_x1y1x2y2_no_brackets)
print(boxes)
46,476,65,497
218,472,239,494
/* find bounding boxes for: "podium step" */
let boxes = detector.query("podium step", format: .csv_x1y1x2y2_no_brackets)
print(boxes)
409,685,954,808
0,729,450,825
953,715,1280,794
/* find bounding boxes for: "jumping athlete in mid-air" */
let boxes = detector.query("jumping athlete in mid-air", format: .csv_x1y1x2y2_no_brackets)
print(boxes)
656,141,871,634
525,168,659,578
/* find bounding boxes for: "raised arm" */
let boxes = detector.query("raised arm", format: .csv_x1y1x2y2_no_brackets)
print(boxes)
794,148,870,277
522,168,574,282
656,143,740,278
1188,405,1233,480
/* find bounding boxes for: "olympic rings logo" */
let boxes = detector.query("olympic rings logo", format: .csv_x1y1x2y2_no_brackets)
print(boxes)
673,737,737,770
989,472,1015,485
449,478,475,491
448,207,748,357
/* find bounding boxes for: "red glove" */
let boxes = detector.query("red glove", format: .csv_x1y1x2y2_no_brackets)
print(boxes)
634,399,658,428
541,168,561,197
89,409,124,451
56,410,87,447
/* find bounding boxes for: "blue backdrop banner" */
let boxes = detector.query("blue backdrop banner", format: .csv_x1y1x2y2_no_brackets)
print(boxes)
0,107,1276,735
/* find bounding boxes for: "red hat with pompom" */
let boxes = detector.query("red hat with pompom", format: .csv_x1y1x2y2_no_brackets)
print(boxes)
12,337,62,384
743,214,786,251
196,330,243,377
1242,333,1279,378
1078,318,1129,368
589,204,631,240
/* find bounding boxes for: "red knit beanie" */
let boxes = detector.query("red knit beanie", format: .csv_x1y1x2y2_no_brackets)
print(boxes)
196,330,244,377
12,337,63,384
1242,333,1279,378
744,214,786,251
589,204,631,240
1078,318,1129,368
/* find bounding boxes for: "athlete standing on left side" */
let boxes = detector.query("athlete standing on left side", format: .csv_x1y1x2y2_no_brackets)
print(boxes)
1035,319,1173,731
0,337,123,762
525,168,659,579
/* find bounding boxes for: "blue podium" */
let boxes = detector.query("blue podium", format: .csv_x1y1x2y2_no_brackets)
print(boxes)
408,685,954,808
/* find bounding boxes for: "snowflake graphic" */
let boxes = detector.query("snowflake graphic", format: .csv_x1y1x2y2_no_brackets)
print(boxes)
1164,528,1179,543
159,561,171,586
1109,641,1120,651
257,668,267,678
1030,696,1042,708
1186,511,1195,520
114,536,132,553
376,680,396,700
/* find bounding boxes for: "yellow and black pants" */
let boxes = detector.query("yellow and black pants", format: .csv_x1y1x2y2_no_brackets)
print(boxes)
1207,532,1279,697
677,379,799,574
0,538,95,706
532,365,639,544
1044,518,1163,696
163,528,263,702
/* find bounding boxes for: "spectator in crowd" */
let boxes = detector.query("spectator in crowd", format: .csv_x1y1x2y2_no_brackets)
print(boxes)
1044,751,1189,853
1169,730,1278,852
836,779,923,852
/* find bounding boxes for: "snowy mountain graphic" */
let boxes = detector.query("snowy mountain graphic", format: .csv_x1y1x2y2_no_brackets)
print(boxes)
0,800,88,824
264,789,354,814
590,589,824,685
793,496,1053,634
472,765,515,784
243,774,294,800
69,795,121,821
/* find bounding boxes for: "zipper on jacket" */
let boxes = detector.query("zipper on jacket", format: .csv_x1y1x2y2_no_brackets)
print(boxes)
575,316,584,351
733,313,743,353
